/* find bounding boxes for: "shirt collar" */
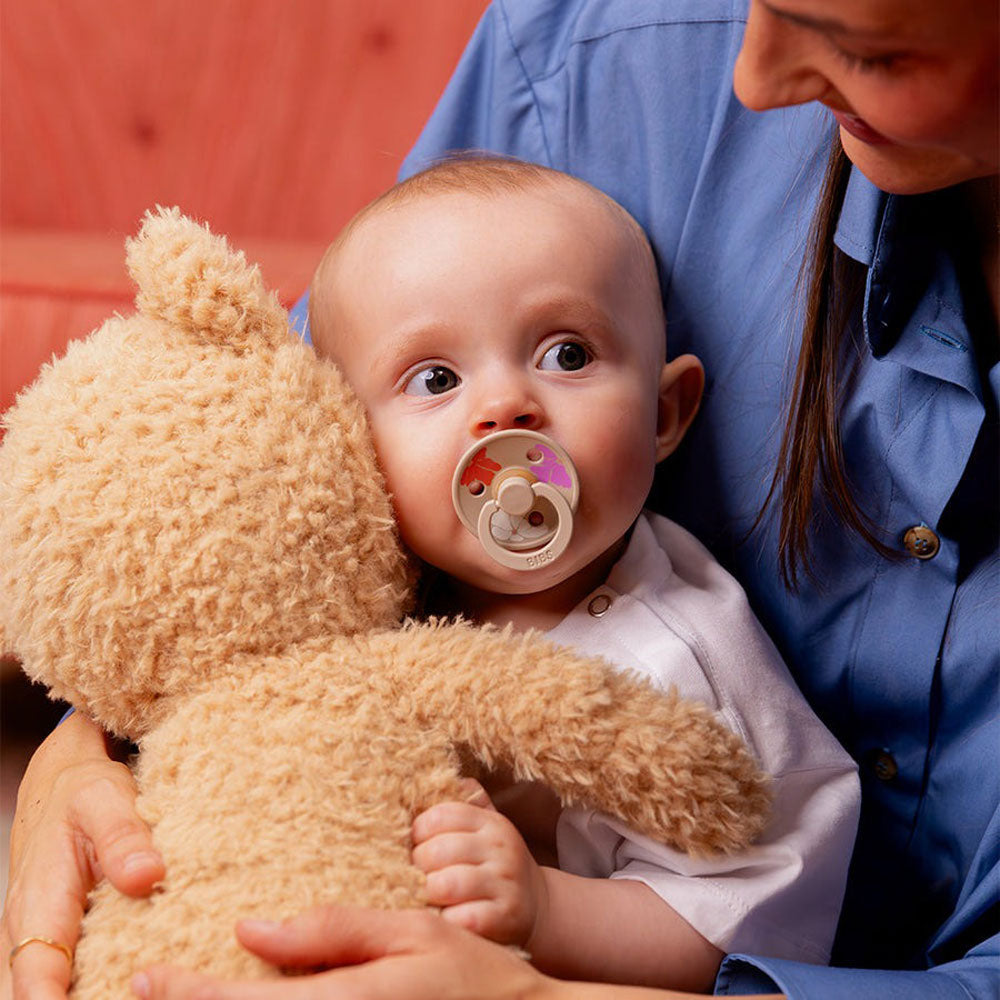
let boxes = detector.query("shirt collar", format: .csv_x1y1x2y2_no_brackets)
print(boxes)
833,167,886,267
834,168,987,401
832,167,905,357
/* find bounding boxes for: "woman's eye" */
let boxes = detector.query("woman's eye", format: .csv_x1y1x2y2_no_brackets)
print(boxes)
539,341,591,372
831,44,903,74
403,365,461,396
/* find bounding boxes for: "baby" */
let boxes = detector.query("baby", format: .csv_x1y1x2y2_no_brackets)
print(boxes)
306,156,859,991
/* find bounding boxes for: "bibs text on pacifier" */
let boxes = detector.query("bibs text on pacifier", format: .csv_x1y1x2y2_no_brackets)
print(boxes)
451,430,579,571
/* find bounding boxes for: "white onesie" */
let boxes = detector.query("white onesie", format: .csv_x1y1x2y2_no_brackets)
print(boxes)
546,511,860,964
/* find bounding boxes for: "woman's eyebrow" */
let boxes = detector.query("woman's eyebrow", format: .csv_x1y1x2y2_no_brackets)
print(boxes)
759,0,892,39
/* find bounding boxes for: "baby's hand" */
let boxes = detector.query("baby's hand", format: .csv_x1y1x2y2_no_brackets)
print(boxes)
412,782,548,949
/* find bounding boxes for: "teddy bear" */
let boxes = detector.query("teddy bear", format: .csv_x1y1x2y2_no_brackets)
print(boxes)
0,208,770,997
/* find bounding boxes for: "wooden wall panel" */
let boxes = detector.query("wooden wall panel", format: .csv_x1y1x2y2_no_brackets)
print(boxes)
2,293,131,407
1,0,488,413
0,0,488,239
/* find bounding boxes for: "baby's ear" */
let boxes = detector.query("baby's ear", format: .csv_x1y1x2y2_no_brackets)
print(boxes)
655,354,704,462
126,206,290,353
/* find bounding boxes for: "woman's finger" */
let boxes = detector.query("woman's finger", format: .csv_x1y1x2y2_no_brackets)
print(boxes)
234,905,447,969
134,909,446,1000
136,909,554,1000
6,769,159,999
7,713,105,867
66,771,164,895
6,936,74,1000
5,771,91,1000
134,962,428,1000
133,966,246,1000
3,713,163,1000
242,906,551,1000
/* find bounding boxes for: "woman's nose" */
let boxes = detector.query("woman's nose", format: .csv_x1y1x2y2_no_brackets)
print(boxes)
471,386,543,437
733,1,830,112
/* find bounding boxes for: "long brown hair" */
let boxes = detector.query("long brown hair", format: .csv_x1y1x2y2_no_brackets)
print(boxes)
759,132,897,589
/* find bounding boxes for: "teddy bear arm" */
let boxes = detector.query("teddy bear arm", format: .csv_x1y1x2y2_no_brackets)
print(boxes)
364,622,771,856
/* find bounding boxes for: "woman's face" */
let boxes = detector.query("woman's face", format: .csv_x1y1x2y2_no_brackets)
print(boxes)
733,0,999,194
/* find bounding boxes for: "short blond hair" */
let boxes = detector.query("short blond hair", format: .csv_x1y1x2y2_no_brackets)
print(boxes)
309,154,664,355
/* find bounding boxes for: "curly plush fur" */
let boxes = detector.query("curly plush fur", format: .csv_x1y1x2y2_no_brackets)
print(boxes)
0,209,770,997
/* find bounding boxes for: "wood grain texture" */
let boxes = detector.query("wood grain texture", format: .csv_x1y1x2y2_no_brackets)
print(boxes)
1,0,488,412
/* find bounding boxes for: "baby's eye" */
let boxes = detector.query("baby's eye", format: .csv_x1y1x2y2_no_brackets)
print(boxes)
403,365,461,396
538,341,591,372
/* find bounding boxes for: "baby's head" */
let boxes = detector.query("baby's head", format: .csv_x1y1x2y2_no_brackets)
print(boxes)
309,157,703,603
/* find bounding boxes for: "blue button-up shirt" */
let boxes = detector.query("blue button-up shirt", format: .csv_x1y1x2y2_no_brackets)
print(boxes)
292,2,998,994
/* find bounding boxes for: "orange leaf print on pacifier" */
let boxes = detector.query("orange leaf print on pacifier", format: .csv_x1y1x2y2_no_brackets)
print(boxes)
451,430,580,571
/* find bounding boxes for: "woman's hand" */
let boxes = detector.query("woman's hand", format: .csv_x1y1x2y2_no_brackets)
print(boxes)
132,907,730,1000
132,905,559,1000
131,905,785,1000
2,712,163,1000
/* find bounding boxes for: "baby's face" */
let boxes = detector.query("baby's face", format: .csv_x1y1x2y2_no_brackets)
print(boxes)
315,184,677,598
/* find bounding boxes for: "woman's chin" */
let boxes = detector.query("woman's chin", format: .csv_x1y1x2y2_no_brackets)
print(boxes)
841,129,997,194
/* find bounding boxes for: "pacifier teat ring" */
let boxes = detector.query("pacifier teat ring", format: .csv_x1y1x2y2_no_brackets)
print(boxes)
451,430,580,571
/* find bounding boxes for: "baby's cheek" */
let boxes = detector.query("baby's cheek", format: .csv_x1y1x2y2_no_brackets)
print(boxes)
388,467,462,566
374,428,448,513
581,447,657,540
587,417,657,488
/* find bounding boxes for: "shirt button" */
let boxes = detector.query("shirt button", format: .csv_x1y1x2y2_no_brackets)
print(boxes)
588,594,612,617
872,750,898,782
903,525,940,560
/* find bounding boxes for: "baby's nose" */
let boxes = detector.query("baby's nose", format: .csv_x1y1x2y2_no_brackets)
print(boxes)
472,393,543,437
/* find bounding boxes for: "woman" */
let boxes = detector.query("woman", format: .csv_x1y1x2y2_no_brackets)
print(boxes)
5,0,996,997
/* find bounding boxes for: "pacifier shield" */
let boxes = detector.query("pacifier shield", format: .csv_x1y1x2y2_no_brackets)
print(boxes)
452,430,579,571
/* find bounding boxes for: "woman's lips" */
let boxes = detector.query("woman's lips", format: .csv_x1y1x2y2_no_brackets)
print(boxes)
830,109,892,146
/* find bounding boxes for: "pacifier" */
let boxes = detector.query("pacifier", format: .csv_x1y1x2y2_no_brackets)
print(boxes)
451,430,579,571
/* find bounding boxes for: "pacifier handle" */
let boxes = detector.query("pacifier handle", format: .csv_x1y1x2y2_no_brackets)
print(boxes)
451,430,579,572
476,481,575,570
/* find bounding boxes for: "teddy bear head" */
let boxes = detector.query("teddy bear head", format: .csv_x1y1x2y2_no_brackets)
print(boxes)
0,208,412,740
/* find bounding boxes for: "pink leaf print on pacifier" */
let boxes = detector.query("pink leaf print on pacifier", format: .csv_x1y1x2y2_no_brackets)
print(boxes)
451,431,580,571
532,445,573,490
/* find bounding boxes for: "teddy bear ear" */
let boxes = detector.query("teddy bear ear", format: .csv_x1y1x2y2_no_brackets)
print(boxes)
126,206,290,352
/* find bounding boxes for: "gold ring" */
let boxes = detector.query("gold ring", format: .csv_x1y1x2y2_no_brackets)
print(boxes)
9,935,73,968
